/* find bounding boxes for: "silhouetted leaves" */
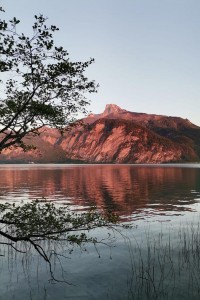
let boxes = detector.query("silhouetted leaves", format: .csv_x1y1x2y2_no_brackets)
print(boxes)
0,9,98,151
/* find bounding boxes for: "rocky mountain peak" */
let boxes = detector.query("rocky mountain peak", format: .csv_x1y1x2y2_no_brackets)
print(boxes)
103,104,125,116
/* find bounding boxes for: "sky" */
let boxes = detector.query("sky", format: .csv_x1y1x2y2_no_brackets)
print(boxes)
1,0,200,125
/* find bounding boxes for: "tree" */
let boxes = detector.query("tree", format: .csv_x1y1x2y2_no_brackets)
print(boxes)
0,200,118,283
0,7,97,151
0,8,119,283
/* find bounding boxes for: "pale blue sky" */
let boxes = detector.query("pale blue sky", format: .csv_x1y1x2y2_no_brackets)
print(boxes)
2,0,200,125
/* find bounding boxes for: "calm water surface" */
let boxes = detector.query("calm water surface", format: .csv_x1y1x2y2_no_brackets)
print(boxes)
0,164,200,299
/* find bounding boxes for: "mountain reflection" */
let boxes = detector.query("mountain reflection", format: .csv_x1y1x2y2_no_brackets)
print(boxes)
0,165,200,218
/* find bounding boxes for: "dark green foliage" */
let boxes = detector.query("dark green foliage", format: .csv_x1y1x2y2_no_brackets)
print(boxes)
0,9,98,151
0,9,122,284
0,200,118,282
0,9,120,283
0,200,118,242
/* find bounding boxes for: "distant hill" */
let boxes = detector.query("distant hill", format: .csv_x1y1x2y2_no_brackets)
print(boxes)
0,104,200,163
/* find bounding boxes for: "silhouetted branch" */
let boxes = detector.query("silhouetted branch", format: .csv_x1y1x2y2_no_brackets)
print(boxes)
0,200,119,283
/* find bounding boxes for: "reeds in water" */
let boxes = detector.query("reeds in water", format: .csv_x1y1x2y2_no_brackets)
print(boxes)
125,221,200,300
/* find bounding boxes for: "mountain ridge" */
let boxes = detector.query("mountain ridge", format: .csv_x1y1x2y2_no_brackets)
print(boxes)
86,104,198,129
0,104,200,164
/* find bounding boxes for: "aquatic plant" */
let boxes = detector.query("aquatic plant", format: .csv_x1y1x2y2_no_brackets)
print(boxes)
124,221,200,300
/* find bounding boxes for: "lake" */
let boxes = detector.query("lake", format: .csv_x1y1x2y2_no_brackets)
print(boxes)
0,164,200,299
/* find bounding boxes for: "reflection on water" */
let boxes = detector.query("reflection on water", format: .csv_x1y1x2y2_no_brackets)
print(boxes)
0,164,200,220
1,164,200,300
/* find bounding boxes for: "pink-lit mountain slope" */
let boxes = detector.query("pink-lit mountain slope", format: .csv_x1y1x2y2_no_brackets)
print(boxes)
0,104,200,163
59,104,200,163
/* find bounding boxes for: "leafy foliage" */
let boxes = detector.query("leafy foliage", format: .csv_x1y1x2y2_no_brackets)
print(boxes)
0,200,118,242
0,200,118,282
0,8,119,283
0,8,98,151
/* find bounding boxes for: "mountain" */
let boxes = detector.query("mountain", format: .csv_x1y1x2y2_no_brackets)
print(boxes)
0,128,82,164
0,104,200,163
